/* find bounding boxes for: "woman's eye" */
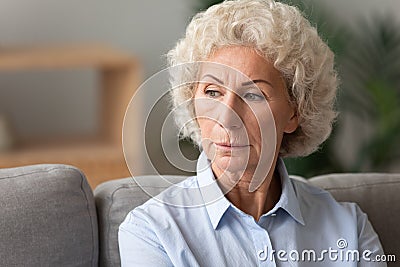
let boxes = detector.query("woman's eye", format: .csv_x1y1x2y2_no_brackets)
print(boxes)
243,92,265,101
205,90,221,97
205,86,221,98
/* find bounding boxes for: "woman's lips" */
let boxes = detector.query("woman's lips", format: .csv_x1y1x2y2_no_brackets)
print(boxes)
214,142,250,151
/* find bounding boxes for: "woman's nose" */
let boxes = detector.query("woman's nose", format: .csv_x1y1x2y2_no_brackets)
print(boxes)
217,93,244,130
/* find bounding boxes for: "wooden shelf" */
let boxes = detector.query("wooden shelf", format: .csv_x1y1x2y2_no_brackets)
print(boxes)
0,44,136,70
0,141,130,188
0,44,142,188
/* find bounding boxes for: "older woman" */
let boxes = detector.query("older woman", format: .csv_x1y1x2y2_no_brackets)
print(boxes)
119,0,385,266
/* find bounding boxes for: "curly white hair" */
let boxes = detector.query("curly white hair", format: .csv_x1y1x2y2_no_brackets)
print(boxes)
167,0,338,157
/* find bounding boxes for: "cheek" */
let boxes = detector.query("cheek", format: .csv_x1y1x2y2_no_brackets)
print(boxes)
196,118,218,160
196,118,213,138
246,106,275,143
194,95,221,139
243,115,261,144
271,110,290,134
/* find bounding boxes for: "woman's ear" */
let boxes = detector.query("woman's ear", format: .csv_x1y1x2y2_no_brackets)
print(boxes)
284,110,299,134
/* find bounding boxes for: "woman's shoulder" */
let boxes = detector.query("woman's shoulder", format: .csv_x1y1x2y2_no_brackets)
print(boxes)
122,175,203,222
289,176,366,220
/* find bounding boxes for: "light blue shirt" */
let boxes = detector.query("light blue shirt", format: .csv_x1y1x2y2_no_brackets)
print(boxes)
119,152,386,266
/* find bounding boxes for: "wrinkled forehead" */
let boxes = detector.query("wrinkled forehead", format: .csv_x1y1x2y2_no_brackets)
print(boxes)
197,61,255,89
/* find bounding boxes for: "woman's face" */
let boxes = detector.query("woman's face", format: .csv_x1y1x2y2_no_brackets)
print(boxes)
194,46,298,179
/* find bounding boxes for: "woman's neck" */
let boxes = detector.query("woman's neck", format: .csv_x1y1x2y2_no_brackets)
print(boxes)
214,164,282,222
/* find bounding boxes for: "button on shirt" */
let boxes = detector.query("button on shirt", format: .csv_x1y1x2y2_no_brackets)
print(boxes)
119,152,386,266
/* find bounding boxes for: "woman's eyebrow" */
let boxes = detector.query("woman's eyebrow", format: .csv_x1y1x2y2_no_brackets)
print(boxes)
200,75,273,88
200,74,224,84
241,79,273,87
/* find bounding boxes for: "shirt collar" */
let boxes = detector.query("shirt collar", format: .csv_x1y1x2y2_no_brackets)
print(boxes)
197,151,231,229
196,152,305,229
269,158,305,226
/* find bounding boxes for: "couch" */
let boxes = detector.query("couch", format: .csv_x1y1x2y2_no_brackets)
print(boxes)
0,164,399,266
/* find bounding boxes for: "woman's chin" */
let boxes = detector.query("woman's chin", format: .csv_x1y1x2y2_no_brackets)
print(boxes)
212,154,250,174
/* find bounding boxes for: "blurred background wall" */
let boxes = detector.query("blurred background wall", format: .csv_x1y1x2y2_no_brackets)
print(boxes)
0,0,191,138
0,0,399,179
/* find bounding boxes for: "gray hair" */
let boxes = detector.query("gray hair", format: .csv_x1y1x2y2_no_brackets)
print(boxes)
168,0,338,157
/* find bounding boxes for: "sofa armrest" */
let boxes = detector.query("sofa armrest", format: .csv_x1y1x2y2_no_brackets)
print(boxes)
0,164,98,266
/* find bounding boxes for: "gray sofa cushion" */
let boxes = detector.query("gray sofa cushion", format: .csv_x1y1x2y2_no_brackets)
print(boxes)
0,164,98,267
309,173,400,265
94,175,186,267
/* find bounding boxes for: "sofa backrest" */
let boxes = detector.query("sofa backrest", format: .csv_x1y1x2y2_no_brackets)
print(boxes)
3,164,397,266
308,172,400,265
95,173,400,267
0,164,98,267
94,175,186,267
